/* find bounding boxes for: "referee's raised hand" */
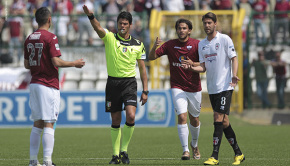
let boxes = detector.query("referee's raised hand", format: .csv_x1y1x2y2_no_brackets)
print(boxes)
83,5,93,16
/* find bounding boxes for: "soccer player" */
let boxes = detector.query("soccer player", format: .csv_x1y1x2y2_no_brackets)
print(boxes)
25,7,85,166
181,12,245,165
83,5,149,164
149,19,201,160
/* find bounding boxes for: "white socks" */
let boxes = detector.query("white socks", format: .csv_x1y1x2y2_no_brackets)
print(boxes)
189,122,200,148
42,127,55,162
177,124,189,152
30,127,43,160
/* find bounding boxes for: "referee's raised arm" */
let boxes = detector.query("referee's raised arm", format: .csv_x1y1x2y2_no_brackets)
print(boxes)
83,5,106,38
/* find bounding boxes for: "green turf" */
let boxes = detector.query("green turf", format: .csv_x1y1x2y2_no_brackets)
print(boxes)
1,112,290,166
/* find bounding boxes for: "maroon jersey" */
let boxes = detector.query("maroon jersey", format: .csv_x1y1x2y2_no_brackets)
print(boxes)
24,29,61,89
156,38,201,92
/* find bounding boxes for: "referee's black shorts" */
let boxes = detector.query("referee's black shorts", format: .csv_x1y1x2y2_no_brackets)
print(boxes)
209,90,233,115
105,76,137,112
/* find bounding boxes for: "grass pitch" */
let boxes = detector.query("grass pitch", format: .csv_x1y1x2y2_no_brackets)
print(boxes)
1,112,289,166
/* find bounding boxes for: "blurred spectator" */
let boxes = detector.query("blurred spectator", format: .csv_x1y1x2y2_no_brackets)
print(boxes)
163,0,184,11
8,0,26,64
131,17,144,40
0,1,6,56
243,52,250,108
106,20,117,33
52,0,73,46
94,0,107,14
270,51,287,109
76,0,94,46
251,0,267,45
133,0,146,13
102,0,123,22
210,0,232,10
271,0,290,45
183,0,195,10
144,0,163,19
239,0,252,49
251,51,271,108
200,0,211,10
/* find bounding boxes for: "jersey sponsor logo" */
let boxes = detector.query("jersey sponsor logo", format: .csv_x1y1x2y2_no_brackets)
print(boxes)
186,46,192,50
29,33,41,40
174,46,181,49
123,47,127,52
55,44,60,50
215,43,220,50
179,55,187,62
172,62,182,67
53,36,57,40
205,53,217,63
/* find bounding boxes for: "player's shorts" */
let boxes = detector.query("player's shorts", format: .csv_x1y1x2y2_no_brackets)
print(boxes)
209,90,233,115
105,76,137,112
171,88,202,117
29,83,60,122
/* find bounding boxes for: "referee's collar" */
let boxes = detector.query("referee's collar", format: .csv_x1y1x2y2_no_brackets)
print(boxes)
116,33,131,41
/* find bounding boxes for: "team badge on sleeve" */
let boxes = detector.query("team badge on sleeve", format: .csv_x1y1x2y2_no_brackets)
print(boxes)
55,44,60,50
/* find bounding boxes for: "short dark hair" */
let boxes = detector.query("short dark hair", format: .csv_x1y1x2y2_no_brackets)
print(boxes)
35,7,51,27
117,11,132,24
202,12,217,23
175,19,193,31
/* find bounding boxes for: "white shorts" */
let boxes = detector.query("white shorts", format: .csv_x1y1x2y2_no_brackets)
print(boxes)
29,84,60,122
171,88,201,117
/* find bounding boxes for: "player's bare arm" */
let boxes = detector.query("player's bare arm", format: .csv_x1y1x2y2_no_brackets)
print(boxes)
148,37,162,60
230,56,240,87
137,59,148,106
51,57,85,68
83,5,106,38
24,59,30,69
181,60,206,73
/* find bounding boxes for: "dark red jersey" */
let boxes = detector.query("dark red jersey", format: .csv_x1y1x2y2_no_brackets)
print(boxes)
24,29,61,89
156,38,201,92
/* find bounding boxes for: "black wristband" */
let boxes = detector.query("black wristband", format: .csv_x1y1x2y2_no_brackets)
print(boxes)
88,14,95,20
142,91,149,95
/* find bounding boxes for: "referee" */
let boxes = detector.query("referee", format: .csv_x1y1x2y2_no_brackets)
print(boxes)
83,5,149,164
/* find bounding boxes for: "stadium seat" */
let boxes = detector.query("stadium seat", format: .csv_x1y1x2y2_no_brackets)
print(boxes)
95,80,107,91
81,71,98,81
79,80,95,90
65,70,81,81
62,81,78,91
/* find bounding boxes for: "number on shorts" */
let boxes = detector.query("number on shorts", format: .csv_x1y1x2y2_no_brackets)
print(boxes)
221,97,226,105
27,43,43,66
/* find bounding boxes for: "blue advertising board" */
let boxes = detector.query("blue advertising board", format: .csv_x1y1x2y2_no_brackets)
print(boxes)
0,90,175,127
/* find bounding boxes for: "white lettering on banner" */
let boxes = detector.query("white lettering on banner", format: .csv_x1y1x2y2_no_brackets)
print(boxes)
0,97,13,121
67,96,83,121
15,97,27,121
84,96,104,121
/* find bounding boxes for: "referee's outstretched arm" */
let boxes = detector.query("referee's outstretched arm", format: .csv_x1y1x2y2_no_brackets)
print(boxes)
83,5,106,38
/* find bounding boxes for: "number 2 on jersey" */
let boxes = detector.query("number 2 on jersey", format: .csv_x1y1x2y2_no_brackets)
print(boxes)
27,43,43,66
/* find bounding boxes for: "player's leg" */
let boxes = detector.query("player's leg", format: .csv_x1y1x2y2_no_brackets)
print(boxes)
42,122,55,166
120,78,138,164
29,120,43,166
106,77,126,164
187,91,201,160
171,88,190,160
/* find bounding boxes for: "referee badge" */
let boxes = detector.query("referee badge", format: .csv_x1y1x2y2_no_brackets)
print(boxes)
106,101,111,110
123,47,127,52
215,43,220,50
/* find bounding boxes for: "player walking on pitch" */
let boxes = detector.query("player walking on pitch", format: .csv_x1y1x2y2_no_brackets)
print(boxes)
149,19,201,160
181,12,245,165
83,5,149,164
25,7,85,166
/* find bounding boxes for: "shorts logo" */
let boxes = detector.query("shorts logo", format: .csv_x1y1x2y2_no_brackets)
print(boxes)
123,47,127,52
213,137,219,145
215,43,220,50
106,101,111,110
220,105,225,110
